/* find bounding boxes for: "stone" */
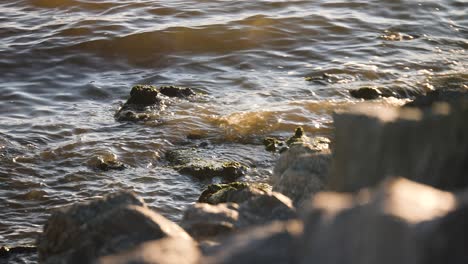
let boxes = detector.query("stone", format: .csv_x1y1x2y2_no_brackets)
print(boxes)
198,182,271,205
181,203,239,239
159,85,196,98
183,188,296,239
97,237,201,264
204,220,303,264
272,142,331,206
126,85,161,106
404,88,468,108
349,87,383,100
328,101,468,192
298,178,457,264
263,126,330,154
166,148,249,181
37,191,192,264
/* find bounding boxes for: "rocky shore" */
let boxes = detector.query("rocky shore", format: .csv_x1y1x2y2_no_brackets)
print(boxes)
3,85,468,263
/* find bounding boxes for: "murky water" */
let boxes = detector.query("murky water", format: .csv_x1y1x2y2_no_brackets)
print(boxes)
0,0,467,262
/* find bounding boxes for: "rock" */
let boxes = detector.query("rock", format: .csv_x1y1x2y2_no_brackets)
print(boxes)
198,182,271,205
97,237,201,264
88,155,126,171
236,192,297,228
298,178,457,264
263,126,330,154
37,191,192,263
166,148,248,181
115,85,165,121
404,88,468,108
422,204,468,264
126,85,161,106
159,85,196,98
328,101,468,192
272,142,331,206
204,220,303,264
349,87,383,100
181,203,239,239
183,187,296,239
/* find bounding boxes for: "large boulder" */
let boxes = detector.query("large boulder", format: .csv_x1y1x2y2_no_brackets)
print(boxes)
272,142,331,206
97,237,200,264
297,178,457,264
37,191,192,264
328,99,468,192
204,220,303,264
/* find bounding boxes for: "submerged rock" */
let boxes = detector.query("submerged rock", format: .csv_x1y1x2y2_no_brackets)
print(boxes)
115,85,165,121
37,191,192,264
198,182,271,205
166,148,249,181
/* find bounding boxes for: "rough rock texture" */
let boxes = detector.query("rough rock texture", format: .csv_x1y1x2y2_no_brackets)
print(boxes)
328,101,468,192
166,148,248,181
159,85,196,98
181,203,239,239
182,188,296,239
37,191,192,264
198,182,271,205
298,178,457,264
126,85,161,106
115,85,165,121
204,220,303,264
349,87,383,100
97,237,201,264
272,142,332,206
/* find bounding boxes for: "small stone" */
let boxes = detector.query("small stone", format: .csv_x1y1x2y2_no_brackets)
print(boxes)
159,85,196,98
349,87,382,100
127,85,161,106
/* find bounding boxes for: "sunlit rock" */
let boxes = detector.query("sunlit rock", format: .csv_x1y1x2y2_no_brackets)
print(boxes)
37,191,192,264
204,220,303,264
329,99,468,192
298,178,457,264
97,237,200,264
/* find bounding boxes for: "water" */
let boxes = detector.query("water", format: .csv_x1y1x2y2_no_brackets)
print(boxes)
0,0,467,262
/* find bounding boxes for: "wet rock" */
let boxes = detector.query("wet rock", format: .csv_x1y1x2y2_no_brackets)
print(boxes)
181,203,239,239
204,220,303,264
380,31,416,41
404,87,468,108
88,156,126,171
272,140,331,206
37,191,192,264
97,237,201,264
166,148,248,181
126,85,161,106
198,182,271,205
115,85,165,121
328,101,468,192
298,178,456,264
349,87,383,100
159,85,196,98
